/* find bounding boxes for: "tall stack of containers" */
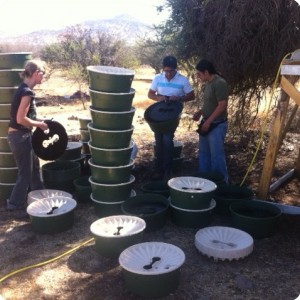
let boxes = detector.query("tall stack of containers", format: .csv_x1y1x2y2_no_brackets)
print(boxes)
86,66,136,217
0,52,32,205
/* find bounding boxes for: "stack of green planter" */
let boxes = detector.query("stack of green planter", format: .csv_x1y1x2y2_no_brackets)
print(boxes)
0,52,32,204
86,66,136,217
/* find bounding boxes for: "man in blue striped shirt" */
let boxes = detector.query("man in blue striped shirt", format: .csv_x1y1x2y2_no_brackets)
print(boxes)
148,56,195,181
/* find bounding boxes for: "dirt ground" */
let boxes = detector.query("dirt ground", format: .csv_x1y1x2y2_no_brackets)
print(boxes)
0,69,300,300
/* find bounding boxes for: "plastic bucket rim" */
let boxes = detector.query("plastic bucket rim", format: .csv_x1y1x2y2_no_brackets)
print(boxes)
89,175,135,187
169,199,216,212
89,106,136,114
88,122,134,133
90,193,126,205
89,87,135,95
88,158,134,169
88,140,134,151
229,200,282,221
87,65,135,75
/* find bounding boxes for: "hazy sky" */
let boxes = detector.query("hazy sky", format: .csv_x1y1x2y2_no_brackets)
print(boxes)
0,0,169,36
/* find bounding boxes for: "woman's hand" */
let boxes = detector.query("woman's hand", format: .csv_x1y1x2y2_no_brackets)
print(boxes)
38,121,48,131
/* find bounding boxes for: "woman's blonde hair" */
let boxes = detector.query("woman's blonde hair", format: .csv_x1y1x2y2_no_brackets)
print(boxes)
20,60,44,79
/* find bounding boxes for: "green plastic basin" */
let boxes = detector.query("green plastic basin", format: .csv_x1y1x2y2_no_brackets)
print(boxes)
91,197,124,218
0,120,9,136
89,88,135,111
0,137,11,152
0,104,11,120
89,175,135,202
0,69,23,87
141,181,170,198
42,161,81,193
0,152,16,167
121,193,170,232
73,175,92,203
0,87,18,104
88,123,133,149
119,242,185,298
213,184,254,215
27,196,77,234
89,158,134,184
78,117,91,130
57,141,82,160
80,129,90,142
88,141,133,166
90,215,145,258
0,167,18,183
170,199,216,228
230,200,282,239
0,182,15,202
0,52,32,69
87,66,134,93
90,106,135,130
168,176,217,210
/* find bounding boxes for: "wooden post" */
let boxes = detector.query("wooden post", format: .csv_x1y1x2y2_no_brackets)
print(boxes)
257,50,300,199
257,90,290,199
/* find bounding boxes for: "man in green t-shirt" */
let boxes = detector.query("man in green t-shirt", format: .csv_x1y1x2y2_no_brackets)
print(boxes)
193,59,229,183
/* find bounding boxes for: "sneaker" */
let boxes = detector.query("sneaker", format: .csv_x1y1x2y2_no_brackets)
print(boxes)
8,209,29,220
6,199,26,211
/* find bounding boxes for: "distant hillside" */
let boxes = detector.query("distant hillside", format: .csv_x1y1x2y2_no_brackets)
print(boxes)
0,14,155,46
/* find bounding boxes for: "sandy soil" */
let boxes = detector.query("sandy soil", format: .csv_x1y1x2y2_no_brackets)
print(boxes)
0,69,300,300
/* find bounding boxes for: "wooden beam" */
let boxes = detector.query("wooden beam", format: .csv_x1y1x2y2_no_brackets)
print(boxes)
280,104,298,145
280,76,300,106
257,89,291,199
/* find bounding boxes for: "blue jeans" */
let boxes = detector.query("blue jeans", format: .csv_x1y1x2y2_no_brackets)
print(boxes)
154,131,174,173
7,131,44,209
198,121,228,183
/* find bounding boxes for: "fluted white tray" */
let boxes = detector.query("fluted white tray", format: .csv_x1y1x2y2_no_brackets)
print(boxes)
195,226,253,261
90,215,146,238
119,242,185,275
27,196,77,217
168,176,217,193
27,189,72,205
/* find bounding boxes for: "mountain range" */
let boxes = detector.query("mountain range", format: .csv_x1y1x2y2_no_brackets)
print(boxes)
0,15,156,46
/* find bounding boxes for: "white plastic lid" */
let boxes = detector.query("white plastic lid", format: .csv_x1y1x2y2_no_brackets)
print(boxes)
27,189,72,204
90,215,146,238
168,176,217,193
27,196,77,217
195,226,254,261
119,242,185,275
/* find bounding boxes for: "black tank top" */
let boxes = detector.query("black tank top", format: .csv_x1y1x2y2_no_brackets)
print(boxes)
9,82,37,132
